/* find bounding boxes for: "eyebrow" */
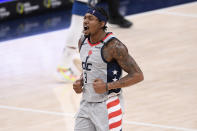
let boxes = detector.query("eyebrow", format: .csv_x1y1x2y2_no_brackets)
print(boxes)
85,13,93,17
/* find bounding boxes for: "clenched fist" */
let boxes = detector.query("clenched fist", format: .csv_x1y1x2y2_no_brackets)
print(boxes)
93,78,107,94
73,78,83,94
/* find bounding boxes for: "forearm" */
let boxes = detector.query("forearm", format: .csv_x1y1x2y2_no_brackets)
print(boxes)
79,73,83,79
107,72,144,90
79,73,83,84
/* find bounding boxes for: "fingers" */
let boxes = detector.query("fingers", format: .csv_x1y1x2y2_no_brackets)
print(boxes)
93,79,98,87
74,79,82,87
74,88,83,94
73,85,83,94
73,79,83,94
93,80,98,87
93,78,106,94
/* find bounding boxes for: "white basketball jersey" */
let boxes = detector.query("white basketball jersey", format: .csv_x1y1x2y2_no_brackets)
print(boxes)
80,32,122,102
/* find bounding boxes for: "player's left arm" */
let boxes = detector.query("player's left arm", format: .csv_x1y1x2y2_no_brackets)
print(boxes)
107,39,144,90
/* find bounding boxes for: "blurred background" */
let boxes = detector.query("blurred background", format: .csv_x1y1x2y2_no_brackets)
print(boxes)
0,0,197,131
0,0,195,42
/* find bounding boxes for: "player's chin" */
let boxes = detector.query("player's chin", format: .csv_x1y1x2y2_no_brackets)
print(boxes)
83,31,90,36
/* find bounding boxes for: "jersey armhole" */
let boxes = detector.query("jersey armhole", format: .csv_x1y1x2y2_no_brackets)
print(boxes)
101,37,116,63
79,35,88,52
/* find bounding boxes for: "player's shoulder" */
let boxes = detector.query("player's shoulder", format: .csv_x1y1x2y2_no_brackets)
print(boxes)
107,37,127,52
78,35,88,51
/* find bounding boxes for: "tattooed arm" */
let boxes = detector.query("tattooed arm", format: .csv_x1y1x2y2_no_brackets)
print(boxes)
105,39,144,90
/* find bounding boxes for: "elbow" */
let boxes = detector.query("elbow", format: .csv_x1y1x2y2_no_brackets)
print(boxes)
134,72,144,83
126,71,144,87
139,72,144,82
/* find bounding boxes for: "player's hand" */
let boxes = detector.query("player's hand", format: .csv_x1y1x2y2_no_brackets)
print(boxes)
73,79,83,94
93,78,107,94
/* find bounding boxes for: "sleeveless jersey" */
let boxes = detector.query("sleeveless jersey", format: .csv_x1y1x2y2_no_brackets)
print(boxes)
80,32,122,102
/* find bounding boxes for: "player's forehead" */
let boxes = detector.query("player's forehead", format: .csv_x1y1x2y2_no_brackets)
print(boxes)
84,13,97,19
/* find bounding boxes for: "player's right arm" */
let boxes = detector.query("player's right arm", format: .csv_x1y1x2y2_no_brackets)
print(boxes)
73,37,85,94
73,74,83,94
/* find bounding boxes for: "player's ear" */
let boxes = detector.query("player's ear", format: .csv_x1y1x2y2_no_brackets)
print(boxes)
100,21,105,29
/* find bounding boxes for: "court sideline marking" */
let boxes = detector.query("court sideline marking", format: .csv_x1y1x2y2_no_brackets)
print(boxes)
0,105,197,131
155,11,197,18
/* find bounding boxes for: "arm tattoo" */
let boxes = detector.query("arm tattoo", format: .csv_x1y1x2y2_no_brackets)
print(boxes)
108,39,143,89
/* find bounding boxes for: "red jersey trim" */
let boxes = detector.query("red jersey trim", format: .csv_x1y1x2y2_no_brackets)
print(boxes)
88,32,113,47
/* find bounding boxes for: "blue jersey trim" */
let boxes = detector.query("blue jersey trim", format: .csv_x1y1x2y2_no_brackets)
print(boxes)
107,61,122,94
100,35,122,94
100,36,115,64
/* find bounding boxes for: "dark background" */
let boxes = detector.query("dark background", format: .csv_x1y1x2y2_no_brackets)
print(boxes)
0,0,195,42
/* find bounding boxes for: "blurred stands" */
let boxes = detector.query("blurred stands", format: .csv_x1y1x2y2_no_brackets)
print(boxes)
0,0,195,42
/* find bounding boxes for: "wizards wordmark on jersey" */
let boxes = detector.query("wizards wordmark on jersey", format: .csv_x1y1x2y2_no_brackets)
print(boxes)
80,32,122,95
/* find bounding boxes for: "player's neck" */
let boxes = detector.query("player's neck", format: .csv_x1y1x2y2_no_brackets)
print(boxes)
89,30,106,44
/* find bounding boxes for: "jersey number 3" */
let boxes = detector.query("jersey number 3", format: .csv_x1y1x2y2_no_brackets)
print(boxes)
84,72,87,83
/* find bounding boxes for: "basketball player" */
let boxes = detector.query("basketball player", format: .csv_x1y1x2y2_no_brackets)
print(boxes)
57,0,133,82
73,7,143,131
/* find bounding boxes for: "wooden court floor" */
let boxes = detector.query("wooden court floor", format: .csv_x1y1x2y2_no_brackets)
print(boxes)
0,2,197,131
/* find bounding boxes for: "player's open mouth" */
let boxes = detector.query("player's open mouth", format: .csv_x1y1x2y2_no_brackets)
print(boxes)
83,26,89,34
84,26,89,31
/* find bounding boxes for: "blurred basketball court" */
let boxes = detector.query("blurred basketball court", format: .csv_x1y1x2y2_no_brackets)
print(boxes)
0,1,197,131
